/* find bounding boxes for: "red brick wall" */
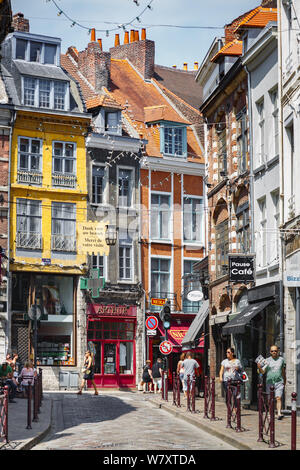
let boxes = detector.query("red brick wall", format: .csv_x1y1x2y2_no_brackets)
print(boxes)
78,42,111,92
110,40,155,80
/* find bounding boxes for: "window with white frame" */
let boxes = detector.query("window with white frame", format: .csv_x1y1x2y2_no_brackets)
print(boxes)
163,126,185,156
105,112,120,134
258,197,267,267
183,196,204,243
23,77,68,110
216,122,227,181
15,38,58,64
271,190,280,261
16,198,42,249
236,203,250,254
92,254,106,278
215,219,229,278
118,168,133,207
119,232,133,281
257,99,265,165
92,166,106,204
18,137,42,173
236,108,248,174
270,89,279,158
151,258,170,297
183,260,202,313
52,142,76,187
151,193,171,240
51,202,76,252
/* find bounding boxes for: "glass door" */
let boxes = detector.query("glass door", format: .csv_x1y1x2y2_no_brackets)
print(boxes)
104,343,117,375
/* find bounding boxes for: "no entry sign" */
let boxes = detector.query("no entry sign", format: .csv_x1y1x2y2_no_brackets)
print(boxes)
159,340,173,355
146,316,158,330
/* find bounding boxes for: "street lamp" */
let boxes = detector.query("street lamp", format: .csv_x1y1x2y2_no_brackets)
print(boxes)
105,225,118,246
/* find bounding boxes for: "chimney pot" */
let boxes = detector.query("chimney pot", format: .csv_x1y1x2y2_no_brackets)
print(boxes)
172,65,177,69
115,34,120,47
91,28,96,42
183,62,188,71
135,30,140,42
130,30,135,43
194,61,199,70
141,28,146,40
124,31,129,44
97,38,103,51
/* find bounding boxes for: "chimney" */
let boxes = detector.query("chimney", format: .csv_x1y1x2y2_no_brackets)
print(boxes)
115,34,120,47
135,30,140,41
91,28,96,42
78,40,111,91
261,0,277,6
110,28,155,80
172,65,177,69
12,12,29,32
194,61,199,70
141,28,146,40
124,31,129,44
183,63,188,71
97,38,103,51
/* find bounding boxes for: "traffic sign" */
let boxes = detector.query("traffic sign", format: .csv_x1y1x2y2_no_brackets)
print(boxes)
147,329,157,336
159,340,173,355
146,315,158,330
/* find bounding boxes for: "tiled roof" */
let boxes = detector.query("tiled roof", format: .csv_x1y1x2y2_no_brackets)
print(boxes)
211,39,243,62
234,7,277,33
144,105,190,124
86,94,124,111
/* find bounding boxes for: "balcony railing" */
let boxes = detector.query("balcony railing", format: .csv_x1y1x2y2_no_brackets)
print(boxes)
147,292,178,312
51,234,76,252
16,231,42,250
52,173,77,188
17,170,42,185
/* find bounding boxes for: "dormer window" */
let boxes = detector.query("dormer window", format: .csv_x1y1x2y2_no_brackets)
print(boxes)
14,37,59,65
160,123,187,158
105,111,121,134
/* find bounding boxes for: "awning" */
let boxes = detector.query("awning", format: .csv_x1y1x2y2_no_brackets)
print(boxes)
222,299,274,335
158,325,190,350
182,300,209,349
210,311,230,326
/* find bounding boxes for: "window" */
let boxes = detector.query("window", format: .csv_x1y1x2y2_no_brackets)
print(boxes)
52,142,76,187
237,109,248,174
105,112,120,133
118,168,133,207
30,41,42,62
16,199,42,249
258,198,267,267
92,166,105,204
44,44,56,64
216,123,227,181
51,202,76,251
236,203,250,253
183,197,203,243
92,254,106,278
151,193,171,240
151,258,170,297
183,260,202,313
271,191,280,261
257,100,265,165
16,38,27,60
215,219,229,278
270,89,279,158
163,126,186,156
22,77,67,110
15,38,58,64
18,137,42,173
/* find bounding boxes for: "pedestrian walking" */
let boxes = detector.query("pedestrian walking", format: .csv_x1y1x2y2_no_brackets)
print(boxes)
77,350,98,395
182,352,199,399
142,360,153,393
257,345,286,420
151,357,163,394
176,353,186,390
219,347,243,404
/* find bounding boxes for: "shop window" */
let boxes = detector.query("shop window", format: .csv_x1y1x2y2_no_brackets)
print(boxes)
87,320,135,340
119,342,133,375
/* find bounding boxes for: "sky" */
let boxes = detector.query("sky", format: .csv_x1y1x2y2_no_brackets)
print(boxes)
11,0,261,69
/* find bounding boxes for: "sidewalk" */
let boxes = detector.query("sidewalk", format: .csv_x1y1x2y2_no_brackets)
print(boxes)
0,394,52,450
147,392,300,450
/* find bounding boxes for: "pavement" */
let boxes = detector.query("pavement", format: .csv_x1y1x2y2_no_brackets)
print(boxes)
0,389,299,451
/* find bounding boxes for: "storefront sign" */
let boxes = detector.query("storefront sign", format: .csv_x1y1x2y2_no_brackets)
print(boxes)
77,221,110,255
187,290,203,302
151,298,166,307
283,271,300,287
88,304,137,317
229,255,255,283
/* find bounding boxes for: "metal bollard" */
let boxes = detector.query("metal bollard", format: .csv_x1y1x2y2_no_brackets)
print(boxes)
161,371,164,400
3,386,9,443
203,376,209,418
172,372,176,405
269,386,275,448
291,392,297,451
191,376,196,413
226,380,232,428
39,368,43,402
177,373,181,407
211,377,216,421
186,374,190,411
236,381,242,432
26,381,32,430
165,373,168,402
257,384,263,442
33,377,39,422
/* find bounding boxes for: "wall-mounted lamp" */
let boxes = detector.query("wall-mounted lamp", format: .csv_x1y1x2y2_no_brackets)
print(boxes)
105,225,118,246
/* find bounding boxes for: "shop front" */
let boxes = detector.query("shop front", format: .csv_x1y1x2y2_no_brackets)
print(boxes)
87,303,137,388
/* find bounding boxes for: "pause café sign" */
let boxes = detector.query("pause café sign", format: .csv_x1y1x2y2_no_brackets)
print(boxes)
229,256,254,282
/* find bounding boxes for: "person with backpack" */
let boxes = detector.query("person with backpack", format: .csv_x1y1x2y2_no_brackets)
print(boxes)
151,357,163,394
142,360,153,393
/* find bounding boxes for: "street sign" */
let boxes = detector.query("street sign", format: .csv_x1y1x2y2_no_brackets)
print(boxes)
146,315,158,330
159,340,173,355
147,329,157,336
151,298,166,307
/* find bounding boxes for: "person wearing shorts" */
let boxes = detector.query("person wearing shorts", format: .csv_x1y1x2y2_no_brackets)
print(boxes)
151,358,163,394
257,345,286,420
182,352,199,398
77,350,98,395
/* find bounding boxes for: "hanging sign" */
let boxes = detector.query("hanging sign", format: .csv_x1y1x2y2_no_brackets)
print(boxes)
229,255,255,283
187,290,203,302
77,221,110,255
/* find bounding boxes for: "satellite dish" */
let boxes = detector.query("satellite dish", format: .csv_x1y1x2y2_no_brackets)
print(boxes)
28,305,42,321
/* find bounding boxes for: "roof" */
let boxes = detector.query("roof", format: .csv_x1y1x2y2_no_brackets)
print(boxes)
211,39,243,62
85,94,124,111
234,7,277,33
144,105,190,125
154,65,203,110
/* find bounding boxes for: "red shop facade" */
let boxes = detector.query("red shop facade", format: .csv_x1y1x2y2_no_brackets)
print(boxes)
86,303,137,388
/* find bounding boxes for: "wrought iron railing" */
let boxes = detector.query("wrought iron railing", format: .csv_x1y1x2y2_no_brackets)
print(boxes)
16,231,42,250
52,173,77,188
17,170,42,185
51,234,76,252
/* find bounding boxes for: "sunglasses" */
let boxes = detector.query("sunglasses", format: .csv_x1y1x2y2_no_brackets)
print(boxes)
271,350,278,353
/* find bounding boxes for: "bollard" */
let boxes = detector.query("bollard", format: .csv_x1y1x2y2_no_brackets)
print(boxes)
161,371,164,400
177,373,181,407
211,377,216,421
39,368,43,402
172,372,176,405
33,377,39,422
236,381,242,432
269,386,275,448
203,376,208,418
165,373,168,402
257,384,263,442
291,392,297,451
191,376,196,413
26,381,32,430
186,375,190,411
3,386,9,443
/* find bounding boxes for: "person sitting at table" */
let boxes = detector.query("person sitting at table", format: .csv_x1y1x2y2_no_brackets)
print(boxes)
0,362,17,402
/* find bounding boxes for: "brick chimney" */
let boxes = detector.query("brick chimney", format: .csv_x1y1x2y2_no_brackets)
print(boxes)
12,12,29,32
109,29,155,80
261,0,277,7
77,33,111,91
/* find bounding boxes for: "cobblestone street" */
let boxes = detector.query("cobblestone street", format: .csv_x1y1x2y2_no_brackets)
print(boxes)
32,391,235,451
